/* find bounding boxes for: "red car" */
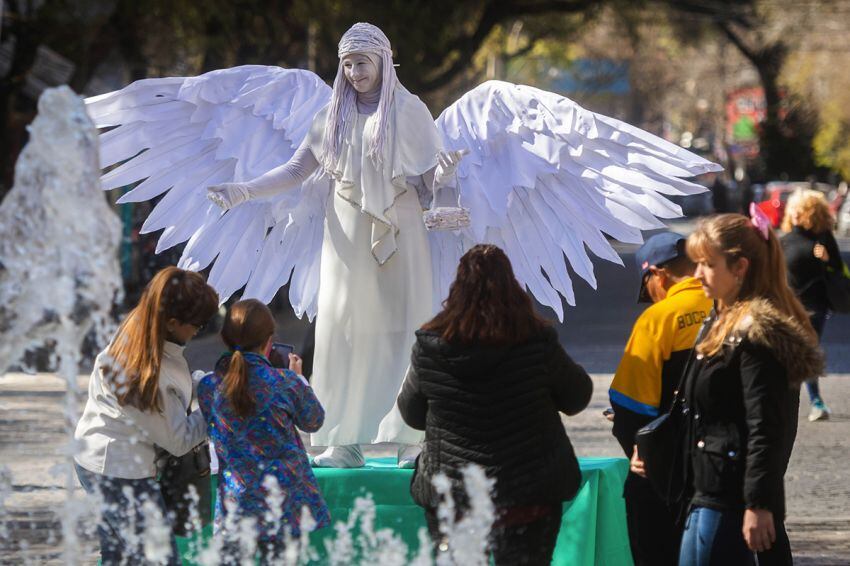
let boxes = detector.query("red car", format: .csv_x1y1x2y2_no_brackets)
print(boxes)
755,182,836,229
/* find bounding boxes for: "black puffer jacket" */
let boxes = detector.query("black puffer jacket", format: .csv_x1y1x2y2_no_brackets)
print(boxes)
782,227,843,312
397,326,593,510
682,299,824,519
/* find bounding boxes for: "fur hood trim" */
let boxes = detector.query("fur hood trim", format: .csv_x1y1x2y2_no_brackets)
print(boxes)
730,298,825,386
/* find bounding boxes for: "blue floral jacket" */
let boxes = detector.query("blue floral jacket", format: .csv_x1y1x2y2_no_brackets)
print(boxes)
198,352,329,539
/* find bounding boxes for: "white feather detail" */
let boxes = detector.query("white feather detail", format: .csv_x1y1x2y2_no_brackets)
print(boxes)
87,66,331,310
434,80,722,320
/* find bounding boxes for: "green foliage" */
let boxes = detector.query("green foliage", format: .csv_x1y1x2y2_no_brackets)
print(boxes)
813,102,850,181
783,49,850,182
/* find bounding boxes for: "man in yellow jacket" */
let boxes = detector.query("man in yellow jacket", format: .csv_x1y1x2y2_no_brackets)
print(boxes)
609,231,712,566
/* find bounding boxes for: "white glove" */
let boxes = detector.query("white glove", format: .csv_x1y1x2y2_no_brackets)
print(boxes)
434,149,469,186
207,182,252,211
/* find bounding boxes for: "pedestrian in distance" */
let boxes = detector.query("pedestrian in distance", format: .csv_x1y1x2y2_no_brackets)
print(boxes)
74,266,219,565
781,189,847,421
609,231,712,566
397,244,593,566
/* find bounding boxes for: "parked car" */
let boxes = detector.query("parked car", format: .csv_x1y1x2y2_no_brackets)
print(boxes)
755,182,797,228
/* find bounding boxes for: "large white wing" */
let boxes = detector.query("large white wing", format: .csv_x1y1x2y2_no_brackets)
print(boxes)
86,66,332,315
434,80,722,320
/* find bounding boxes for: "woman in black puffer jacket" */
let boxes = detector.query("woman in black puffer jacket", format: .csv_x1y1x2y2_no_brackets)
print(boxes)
397,244,592,566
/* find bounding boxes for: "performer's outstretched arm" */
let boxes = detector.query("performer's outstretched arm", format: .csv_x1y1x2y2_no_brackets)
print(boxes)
207,147,320,210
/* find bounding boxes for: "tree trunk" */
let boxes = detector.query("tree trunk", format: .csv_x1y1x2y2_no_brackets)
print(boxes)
718,22,816,179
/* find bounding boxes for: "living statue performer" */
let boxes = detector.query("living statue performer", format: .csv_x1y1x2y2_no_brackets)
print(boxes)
85,22,720,468
204,24,464,467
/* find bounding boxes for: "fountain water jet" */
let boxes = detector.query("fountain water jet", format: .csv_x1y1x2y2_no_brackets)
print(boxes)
0,85,123,563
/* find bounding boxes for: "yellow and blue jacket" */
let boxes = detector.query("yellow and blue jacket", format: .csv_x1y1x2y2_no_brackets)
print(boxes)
609,277,712,454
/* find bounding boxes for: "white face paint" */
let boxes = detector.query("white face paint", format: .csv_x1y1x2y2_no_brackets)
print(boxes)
342,53,381,93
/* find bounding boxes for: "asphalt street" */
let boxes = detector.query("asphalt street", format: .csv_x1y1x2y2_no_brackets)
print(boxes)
183,220,850,375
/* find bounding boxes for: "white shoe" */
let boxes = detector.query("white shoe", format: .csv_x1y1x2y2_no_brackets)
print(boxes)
808,399,831,422
311,445,365,468
397,444,421,469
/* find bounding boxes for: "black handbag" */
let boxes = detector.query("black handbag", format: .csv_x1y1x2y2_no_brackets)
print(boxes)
157,410,213,537
635,317,711,507
825,265,850,313
635,397,688,506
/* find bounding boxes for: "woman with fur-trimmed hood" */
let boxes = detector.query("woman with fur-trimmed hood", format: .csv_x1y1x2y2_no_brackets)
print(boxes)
669,209,823,565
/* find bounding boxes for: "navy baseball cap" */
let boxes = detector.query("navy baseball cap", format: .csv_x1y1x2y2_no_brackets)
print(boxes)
635,232,686,303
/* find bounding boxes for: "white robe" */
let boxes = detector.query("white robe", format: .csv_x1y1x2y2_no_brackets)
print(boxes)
302,88,441,445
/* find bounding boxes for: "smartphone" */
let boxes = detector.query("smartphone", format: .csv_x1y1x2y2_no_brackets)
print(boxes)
269,342,294,368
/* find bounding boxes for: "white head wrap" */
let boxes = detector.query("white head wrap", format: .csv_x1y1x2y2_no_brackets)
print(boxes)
321,22,398,170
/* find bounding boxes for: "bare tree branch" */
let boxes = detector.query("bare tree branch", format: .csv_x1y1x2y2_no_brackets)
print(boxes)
660,0,754,28
419,0,597,93
716,19,758,62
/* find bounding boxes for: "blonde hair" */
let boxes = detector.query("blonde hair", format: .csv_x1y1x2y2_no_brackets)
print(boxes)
107,267,219,412
781,189,834,234
686,214,815,357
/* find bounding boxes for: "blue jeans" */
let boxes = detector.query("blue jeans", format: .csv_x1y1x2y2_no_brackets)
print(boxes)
679,506,792,566
805,309,827,403
679,506,753,566
75,463,180,565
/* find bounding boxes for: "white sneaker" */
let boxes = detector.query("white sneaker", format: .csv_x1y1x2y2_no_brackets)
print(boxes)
311,444,365,468
397,444,421,469
808,399,831,422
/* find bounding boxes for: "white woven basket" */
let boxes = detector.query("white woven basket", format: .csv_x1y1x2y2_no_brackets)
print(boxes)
423,206,470,231
422,173,470,231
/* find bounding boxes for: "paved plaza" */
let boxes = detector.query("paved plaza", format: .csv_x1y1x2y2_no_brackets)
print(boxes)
2,228,849,564
2,371,849,564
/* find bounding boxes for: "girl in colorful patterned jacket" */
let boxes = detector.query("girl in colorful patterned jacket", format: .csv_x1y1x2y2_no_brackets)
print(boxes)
198,299,329,564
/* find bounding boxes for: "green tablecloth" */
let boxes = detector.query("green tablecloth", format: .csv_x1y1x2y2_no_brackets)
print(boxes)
179,457,632,565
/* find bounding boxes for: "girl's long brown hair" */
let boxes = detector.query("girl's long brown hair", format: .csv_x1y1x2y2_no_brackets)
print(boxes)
107,267,219,412
220,299,276,417
686,214,816,357
423,244,549,347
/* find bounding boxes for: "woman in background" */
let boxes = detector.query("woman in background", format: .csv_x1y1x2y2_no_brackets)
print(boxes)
782,189,846,421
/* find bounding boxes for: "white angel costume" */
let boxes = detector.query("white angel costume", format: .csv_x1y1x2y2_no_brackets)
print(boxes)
298,90,444,447
84,22,721,463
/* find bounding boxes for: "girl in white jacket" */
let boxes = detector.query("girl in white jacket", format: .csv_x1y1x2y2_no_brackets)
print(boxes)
74,266,218,565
